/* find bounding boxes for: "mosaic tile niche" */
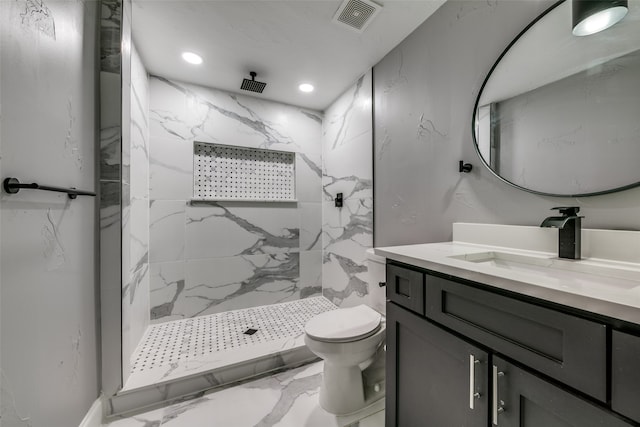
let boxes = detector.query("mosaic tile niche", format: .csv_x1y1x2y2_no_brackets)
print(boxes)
193,142,296,202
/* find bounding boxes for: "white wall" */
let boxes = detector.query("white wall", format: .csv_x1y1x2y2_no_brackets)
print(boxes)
321,71,374,307
374,0,640,247
0,1,100,426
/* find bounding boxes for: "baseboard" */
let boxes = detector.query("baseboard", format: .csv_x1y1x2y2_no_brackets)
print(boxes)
79,395,103,427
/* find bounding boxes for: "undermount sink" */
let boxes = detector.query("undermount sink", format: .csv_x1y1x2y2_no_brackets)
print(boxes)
449,251,640,290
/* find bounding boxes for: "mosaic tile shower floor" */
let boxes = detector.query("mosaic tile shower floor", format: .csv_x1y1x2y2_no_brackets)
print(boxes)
124,296,338,391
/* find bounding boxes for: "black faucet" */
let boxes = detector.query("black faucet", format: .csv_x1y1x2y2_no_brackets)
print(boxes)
540,207,584,260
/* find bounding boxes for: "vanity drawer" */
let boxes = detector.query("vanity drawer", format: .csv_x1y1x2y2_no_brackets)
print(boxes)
612,330,640,423
425,274,607,401
386,264,425,315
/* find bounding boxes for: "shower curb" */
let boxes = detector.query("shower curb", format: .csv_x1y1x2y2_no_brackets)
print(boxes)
105,347,318,419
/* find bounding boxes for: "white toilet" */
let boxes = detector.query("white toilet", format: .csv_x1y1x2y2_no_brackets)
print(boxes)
304,249,387,415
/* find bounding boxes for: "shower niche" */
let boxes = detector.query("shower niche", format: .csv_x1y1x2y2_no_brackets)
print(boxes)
193,142,297,202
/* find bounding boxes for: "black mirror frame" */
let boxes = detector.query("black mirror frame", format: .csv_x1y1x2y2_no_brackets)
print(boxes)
471,0,640,198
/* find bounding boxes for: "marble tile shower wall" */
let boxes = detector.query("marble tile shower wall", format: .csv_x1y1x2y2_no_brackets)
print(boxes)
148,77,324,322
321,72,374,307
121,43,150,376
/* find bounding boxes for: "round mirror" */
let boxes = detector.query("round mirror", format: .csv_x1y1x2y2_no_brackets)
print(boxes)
473,0,640,196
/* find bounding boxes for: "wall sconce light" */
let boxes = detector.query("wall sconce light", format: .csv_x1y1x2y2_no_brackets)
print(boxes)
572,0,628,36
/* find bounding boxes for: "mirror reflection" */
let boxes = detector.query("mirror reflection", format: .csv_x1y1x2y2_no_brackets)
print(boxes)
474,0,640,196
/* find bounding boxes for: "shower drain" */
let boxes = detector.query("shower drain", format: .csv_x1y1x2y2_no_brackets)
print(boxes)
131,296,337,373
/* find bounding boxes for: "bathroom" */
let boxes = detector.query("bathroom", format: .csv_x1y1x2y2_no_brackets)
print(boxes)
2,0,640,426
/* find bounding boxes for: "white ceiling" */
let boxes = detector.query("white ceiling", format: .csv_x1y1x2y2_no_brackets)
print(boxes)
131,0,446,111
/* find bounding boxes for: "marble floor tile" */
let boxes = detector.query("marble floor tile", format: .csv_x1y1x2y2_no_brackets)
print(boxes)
105,361,384,427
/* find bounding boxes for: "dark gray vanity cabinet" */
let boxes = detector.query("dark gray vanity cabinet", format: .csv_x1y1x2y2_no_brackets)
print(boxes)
425,273,607,402
494,356,631,427
386,302,489,427
612,330,640,424
386,262,637,427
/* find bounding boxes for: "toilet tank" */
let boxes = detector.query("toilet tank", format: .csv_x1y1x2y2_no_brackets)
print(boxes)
366,248,386,315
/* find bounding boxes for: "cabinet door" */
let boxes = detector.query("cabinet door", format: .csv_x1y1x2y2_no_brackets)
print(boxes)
612,330,640,423
386,302,488,427
492,356,632,427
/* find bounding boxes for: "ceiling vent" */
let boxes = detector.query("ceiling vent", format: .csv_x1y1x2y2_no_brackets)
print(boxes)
332,0,382,33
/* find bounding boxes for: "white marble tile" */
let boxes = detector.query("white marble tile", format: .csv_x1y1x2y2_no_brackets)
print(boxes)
131,45,149,120
323,130,373,202
323,176,373,204
322,72,372,201
140,74,328,384
105,411,163,427
145,75,325,318
185,203,299,259
148,77,190,141
150,260,186,322
299,250,323,296
109,361,384,427
129,265,150,349
323,198,373,260
322,252,369,308
320,71,373,308
130,49,149,200
149,137,193,201
130,137,149,200
300,202,322,251
149,200,186,263
296,152,323,203
150,253,302,321
149,77,322,154
127,199,150,343
122,189,132,298
322,198,373,307
323,73,373,153
129,198,149,273
185,253,300,316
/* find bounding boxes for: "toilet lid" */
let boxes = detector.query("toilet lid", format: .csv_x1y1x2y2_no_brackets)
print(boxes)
305,305,382,343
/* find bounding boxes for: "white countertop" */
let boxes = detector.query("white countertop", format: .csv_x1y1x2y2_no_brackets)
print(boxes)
375,238,640,326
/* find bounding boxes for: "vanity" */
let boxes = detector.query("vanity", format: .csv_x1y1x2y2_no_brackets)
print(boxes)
376,223,640,427
375,0,640,423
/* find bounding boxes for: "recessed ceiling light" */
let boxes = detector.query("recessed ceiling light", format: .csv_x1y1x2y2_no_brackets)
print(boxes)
182,51,203,65
299,83,314,93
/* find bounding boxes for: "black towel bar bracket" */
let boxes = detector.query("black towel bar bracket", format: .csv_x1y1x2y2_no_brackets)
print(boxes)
3,177,96,199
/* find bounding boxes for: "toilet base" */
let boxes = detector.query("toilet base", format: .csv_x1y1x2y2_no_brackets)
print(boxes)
318,346,386,416
319,363,365,415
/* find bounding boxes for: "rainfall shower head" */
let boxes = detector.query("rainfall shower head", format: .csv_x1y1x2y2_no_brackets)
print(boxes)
241,71,267,93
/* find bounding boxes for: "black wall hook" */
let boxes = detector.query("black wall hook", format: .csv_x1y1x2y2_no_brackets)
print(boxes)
459,161,473,173
334,193,343,208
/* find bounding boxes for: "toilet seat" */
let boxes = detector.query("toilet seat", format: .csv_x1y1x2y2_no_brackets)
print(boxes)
305,305,382,343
